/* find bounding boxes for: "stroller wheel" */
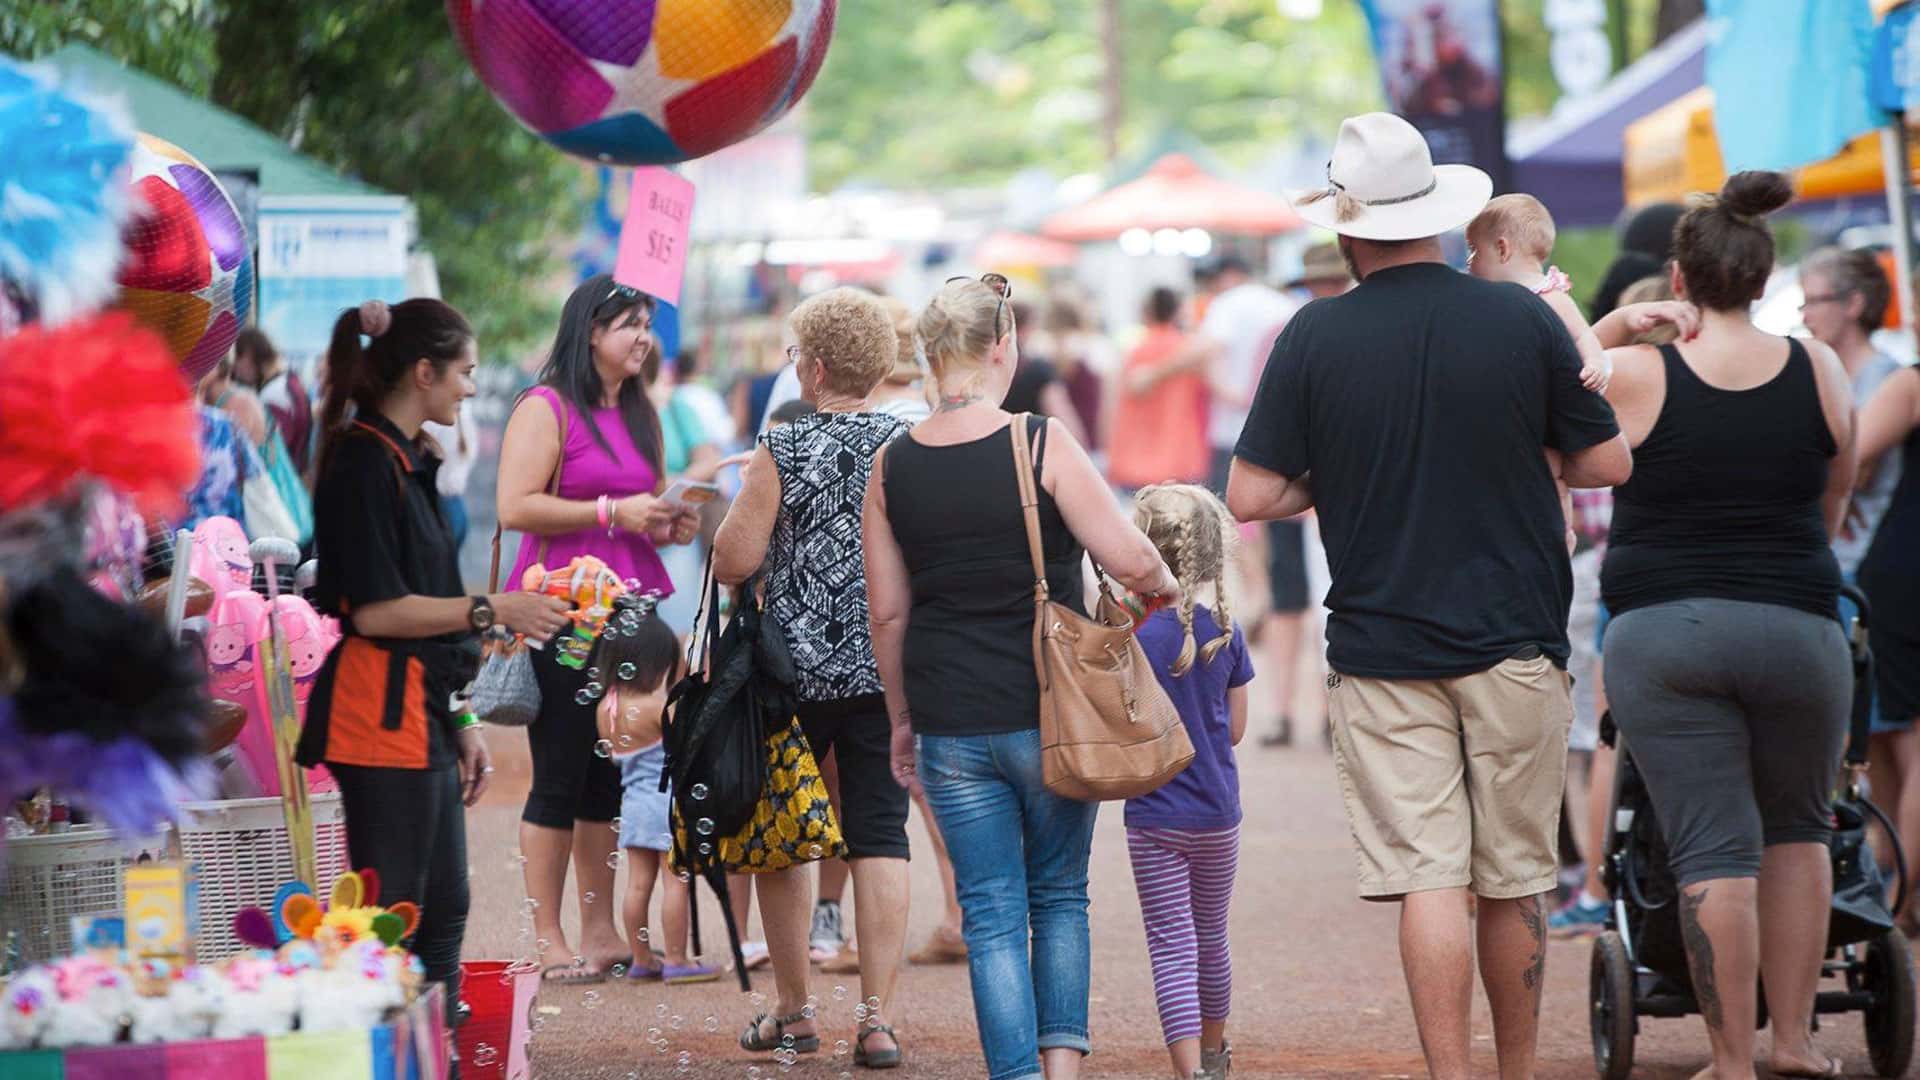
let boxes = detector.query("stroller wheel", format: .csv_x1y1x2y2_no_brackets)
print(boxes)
1592,931,1636,1080
1863,926,1915,1078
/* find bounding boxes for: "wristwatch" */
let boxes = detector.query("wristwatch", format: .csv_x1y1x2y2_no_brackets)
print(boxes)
468,595,495,633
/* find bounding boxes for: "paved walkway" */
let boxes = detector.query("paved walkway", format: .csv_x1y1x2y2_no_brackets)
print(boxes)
462,729,1883,1078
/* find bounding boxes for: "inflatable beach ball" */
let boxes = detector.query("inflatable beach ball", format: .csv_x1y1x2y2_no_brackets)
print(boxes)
448,0,837,165
115,134,252,384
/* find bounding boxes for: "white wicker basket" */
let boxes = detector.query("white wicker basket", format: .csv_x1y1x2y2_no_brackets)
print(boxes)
1,793,348,966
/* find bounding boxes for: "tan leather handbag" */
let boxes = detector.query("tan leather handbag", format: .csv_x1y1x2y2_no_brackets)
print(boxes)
1008,416,1192,801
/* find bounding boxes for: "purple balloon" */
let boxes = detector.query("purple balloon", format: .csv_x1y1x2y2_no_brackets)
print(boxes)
170,163,247,273
530,0,657,66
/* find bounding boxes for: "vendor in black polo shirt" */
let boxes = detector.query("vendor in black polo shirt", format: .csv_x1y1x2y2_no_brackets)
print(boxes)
298,298,569,1027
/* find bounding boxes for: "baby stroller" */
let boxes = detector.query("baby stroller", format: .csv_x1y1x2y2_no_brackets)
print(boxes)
1590,586,1917,1079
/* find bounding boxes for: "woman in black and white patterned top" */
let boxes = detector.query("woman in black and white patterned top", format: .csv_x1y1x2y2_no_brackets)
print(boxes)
712,286,910,1068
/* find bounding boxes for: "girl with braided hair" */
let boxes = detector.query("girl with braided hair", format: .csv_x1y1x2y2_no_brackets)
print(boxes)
1123,484,1255,1080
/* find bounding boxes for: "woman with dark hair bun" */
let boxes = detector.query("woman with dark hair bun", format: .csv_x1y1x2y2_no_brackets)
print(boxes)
299,298,572,1034
495,274,703,984
1599,172,1858,1079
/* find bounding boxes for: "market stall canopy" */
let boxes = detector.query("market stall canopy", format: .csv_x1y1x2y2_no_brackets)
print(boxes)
1623,86,1920,208
1506,19,1708,227
973,230,1078,270
45,44,391,199
1040,154,1303,241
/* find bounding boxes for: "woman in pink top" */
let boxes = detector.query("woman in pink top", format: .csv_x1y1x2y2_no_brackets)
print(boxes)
497,275,701,984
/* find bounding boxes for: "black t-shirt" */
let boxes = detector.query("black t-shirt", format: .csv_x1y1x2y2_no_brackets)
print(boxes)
1002,358,1059,416
1234,262,1620,679
298,412,478,770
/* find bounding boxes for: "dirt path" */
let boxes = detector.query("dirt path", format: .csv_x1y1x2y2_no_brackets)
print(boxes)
461,728,1884,1078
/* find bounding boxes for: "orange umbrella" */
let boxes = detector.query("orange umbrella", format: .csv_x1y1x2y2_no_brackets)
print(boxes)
1040,154,1305,241
973,230,1080,269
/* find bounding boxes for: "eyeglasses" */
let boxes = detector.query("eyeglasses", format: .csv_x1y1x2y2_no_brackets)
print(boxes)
946,272,1014,338
1799,293,1843,311
786,344,801,366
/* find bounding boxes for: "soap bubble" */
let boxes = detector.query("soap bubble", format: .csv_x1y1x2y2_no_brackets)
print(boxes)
574,689,594,706
610,816,623,832
690,783,709,800
587,666,602,681
607,851,622,869
698,842,713,856
808,844,824,858
866,995,881,1011
637,927,650,943
780,1033,795,1050
648,1026,662,1041
670,1014,684,1030
609,962,626,978
522,898,540,914
705,1015,719,1032
751,991,766,1009
618,662,637,680
853,1004,868,1022
472,1043,499,1066
586,680,604,698
583,989,602,1009
800,1004,815,1019
695,817,715,836
832,986,847,1001
657,1002,670,1018
535,937,551,952
619,733,635,747
834,1040,849,1057
593,739,614,758
583,891,597,905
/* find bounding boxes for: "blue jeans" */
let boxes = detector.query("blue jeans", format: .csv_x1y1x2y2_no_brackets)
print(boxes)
918,729,1100,1080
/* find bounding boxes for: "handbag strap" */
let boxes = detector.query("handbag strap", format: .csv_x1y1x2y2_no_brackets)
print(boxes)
1008,414,1050,605
489,391,572,592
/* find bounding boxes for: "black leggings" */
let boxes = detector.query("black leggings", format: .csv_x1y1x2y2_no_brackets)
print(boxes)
331,762,469,1013
522,639,621,828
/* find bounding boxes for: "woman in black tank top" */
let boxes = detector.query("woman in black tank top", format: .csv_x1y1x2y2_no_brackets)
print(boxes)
862,277,1174,1080
1598,172,1857,1079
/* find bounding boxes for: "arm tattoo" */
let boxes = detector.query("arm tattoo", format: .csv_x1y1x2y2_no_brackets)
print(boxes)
1519,894,1547,1005
1680,888,1722,1031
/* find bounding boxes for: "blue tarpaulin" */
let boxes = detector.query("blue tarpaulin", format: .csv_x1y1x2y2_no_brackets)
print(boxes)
1704,0,1885,173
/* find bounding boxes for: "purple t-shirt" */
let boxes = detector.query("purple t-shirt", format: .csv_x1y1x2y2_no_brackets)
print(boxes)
506,385,672,596
1124,605,1254,831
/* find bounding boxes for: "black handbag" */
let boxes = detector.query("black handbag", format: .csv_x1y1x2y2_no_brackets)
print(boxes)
658,557,796,989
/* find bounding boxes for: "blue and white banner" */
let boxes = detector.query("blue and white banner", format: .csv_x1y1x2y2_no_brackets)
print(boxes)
1706,0,1886,173
256,197,410,378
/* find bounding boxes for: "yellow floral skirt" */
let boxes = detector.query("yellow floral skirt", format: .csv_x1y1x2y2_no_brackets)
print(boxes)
675,716,845,874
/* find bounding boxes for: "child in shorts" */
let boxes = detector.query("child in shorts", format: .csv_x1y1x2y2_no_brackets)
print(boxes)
594,594,719,985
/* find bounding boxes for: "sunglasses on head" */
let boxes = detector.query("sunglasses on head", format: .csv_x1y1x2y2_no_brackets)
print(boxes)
946,273,1013,337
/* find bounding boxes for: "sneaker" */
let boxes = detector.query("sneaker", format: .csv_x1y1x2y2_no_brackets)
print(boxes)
1199,1042,1232,1079
1548,895,1608,937
810,901,844,962
731,940,771,972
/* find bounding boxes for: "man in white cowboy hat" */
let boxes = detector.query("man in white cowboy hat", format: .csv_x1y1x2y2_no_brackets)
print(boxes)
1226,112,1632,1080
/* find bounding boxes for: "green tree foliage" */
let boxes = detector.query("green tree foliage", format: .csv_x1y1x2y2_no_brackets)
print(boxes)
803,0,1386,189
1,0,579,360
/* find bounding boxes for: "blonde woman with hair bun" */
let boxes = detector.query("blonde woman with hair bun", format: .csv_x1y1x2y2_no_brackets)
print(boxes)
862,275,1177,1080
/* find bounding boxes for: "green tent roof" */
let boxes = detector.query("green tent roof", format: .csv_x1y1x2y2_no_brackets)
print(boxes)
45,43,390,199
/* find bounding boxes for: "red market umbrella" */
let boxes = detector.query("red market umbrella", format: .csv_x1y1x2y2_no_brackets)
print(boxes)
1040,154,1305,241
972,230,1080,269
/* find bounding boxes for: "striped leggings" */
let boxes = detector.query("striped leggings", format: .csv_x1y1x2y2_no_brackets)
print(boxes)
1125,824,1239,1045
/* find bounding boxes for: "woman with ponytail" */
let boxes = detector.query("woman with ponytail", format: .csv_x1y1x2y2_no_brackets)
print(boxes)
494,274,702,983
299,298,571,1038
1600,172,1857,1079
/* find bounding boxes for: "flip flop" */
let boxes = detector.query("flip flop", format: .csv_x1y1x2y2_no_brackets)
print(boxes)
624,963,664,982
663,962,721,985
541,962,605,985
1772,1056,1845,1078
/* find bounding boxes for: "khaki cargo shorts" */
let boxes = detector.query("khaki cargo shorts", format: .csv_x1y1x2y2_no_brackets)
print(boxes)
1326,655,1573,901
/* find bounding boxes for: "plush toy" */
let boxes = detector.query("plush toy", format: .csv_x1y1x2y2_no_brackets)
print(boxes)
298,939,409,1034
37,954,133,1048
210,951,298,1039
1,966,57,1049
233,870,419,960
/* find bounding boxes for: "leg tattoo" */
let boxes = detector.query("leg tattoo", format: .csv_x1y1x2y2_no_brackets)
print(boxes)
1519,895,1547,1006
1680,888,1722,1031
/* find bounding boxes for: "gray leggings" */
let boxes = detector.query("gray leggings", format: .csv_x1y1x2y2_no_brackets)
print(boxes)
1604,598,1850,887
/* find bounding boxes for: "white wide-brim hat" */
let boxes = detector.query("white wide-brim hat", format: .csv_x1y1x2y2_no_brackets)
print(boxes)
1292,113,1493,242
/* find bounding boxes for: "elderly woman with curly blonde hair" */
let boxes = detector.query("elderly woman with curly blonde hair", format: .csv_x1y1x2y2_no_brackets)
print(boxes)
712,286,914,1068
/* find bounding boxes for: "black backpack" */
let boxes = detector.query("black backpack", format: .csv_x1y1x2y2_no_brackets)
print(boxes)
659,560,795,989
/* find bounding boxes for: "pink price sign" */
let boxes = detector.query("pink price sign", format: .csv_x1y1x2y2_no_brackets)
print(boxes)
614,167,695,306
